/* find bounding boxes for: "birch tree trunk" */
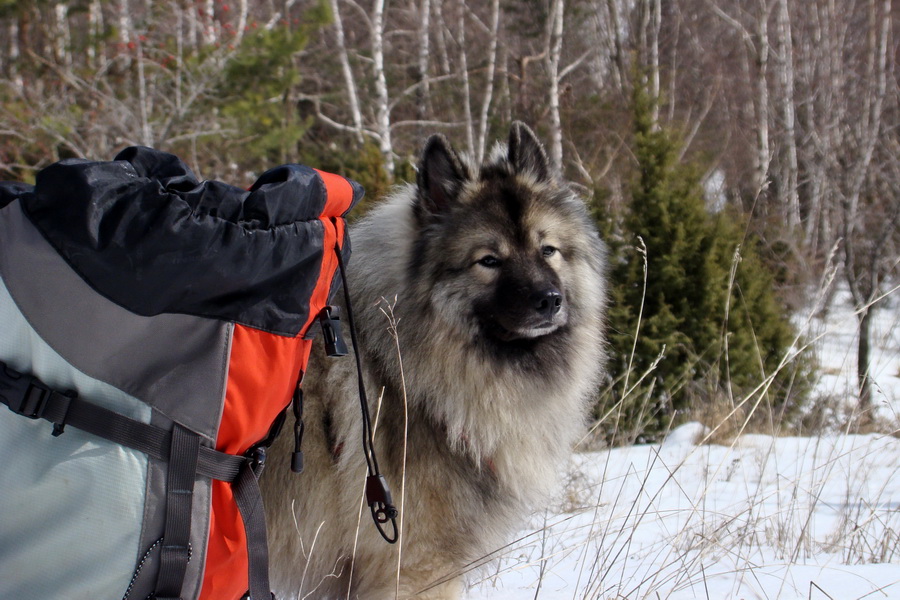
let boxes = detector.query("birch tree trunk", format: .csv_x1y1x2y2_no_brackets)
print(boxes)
606,0,627,94
53,2,72,69
330,0,365,143
372,0,395,174
136,39,153,147
7,20,22,92
547,0,565,172
753,1,771,199
201,0,217,46
416,0,431,126
234,0,249,46
87,0,105,69
457,0,474,157
776,0,800,231
433,0,451,75
474,0,500,164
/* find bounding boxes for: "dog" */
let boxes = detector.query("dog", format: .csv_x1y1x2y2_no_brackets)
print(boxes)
261,122,607,599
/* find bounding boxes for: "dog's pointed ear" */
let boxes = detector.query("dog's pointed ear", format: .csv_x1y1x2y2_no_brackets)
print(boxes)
417,134,469,215
508,121,550,182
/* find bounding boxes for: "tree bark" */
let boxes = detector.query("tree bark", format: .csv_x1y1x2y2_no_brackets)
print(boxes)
372,0,395,174
474,0,500,164
547,0,565,172
415,0,431,127
330,0,365,144
776,0,800,231
457,0,474,157
857,307,873,414
753,1,771,199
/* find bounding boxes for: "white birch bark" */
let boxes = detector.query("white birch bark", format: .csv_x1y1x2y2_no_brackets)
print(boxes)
776,0,800,231
416,0,431,123
753,1,771,199
433,0,451,75
330,0,365,143
605,0,627,93
187,0,199,51
234,0,248,46
372,0,395,174
136,39,153,146
119,0,133,46
8,20,22,92
53,2,72,68
87,0,105,68
457,0,474,157
202,0,217,46
547,0,565,172
474,0,500,164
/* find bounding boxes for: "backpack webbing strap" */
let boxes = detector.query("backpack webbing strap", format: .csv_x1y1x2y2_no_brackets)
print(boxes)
0,360,273,599
234,461,271,600
0,361,245,479
156,424,201,600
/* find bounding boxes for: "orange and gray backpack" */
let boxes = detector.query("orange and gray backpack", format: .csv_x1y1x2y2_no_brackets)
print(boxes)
0,147,394,599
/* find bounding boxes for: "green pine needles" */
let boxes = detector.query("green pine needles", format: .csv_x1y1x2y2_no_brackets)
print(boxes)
600,81,809,443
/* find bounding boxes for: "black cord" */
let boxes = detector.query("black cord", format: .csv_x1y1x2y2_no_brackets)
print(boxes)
335,244,379,476
334,243,398,544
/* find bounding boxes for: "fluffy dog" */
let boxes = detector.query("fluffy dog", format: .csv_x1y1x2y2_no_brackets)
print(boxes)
262,122,606,599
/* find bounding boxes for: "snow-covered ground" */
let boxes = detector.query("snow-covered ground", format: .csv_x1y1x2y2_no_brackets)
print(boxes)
465,289,900,599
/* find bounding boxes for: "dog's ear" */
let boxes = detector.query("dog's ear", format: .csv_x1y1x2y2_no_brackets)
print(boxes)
508,121,550,182
417,134,470,215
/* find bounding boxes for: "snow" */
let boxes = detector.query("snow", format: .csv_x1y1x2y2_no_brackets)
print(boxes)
464,289,900,599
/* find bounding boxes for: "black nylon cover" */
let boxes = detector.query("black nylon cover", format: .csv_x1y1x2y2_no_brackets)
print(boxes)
4,147,362,336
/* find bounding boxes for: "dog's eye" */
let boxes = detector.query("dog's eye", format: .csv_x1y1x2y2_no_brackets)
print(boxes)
542,245,558,257
477,255,502,268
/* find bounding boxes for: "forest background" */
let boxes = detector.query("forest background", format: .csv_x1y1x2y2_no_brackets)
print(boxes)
0,0,897,442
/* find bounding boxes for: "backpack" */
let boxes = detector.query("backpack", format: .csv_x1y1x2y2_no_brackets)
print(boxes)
0,147,375,599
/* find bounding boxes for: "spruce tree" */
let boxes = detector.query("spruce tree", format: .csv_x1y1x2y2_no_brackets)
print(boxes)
603,82,807,442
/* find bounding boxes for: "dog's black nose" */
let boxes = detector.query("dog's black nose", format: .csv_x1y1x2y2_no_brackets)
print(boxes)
532,289,563,318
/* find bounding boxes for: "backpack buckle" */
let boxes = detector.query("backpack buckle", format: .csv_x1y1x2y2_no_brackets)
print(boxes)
0,361,50,419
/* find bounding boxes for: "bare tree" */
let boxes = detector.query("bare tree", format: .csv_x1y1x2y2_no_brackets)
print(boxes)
840,0,895,412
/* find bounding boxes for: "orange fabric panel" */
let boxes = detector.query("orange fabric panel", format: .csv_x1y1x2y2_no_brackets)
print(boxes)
314,168,356,217
199,170,357,600
200,326,312,600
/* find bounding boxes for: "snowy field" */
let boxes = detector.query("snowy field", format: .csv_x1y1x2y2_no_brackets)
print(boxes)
465,289,900,600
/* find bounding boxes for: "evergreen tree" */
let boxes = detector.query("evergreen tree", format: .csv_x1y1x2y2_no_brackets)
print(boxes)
603,82,808,442
214,2,330,173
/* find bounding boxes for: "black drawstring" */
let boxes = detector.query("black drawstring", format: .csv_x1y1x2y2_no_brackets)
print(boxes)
334,243,399,544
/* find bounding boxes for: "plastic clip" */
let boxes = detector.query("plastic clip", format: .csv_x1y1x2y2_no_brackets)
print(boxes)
318,306,349,357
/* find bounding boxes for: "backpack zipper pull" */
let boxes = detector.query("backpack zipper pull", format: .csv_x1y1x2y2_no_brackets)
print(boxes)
291,386,304,474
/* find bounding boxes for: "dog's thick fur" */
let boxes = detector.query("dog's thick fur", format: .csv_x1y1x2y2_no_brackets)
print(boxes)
261,123,606,599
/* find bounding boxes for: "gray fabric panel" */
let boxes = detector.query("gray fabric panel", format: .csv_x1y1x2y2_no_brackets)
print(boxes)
0,200,232,440
0,272,152,599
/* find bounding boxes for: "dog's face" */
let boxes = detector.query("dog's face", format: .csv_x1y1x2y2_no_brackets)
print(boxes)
409,123,597,355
